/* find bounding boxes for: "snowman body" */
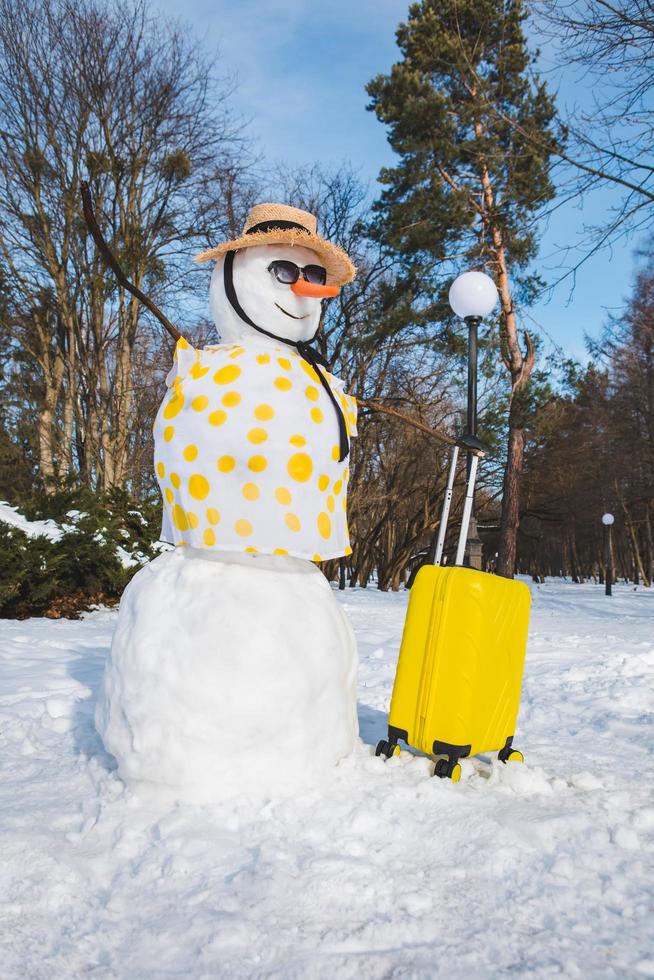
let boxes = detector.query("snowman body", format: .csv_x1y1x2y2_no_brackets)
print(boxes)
96,547,358,798
96,240,359,796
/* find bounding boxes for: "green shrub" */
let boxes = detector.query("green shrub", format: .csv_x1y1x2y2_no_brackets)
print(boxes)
0,488,165,619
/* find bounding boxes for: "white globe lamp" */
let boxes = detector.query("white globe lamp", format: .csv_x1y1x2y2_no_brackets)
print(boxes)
448,271,499,320
602,513,614,526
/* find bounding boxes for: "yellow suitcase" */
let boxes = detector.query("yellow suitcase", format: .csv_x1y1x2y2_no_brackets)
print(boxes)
376,437,531,781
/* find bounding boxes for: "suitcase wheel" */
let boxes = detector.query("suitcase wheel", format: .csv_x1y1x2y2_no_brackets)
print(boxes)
433,759,461,782
498,737,523,765
375,739,401,760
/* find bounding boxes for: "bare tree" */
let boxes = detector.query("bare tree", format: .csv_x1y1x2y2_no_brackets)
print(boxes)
533,0,654,253
0,0,246,491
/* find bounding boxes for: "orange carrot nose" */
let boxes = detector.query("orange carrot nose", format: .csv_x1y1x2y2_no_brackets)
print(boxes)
291,279,339,299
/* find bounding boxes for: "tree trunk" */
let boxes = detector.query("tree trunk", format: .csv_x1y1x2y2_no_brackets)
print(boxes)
644,506,653,587
623,503,650,586
497,424,524,578
475,151,535,580
37,404,58,490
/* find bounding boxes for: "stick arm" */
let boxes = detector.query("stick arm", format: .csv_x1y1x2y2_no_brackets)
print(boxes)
80,181,182,343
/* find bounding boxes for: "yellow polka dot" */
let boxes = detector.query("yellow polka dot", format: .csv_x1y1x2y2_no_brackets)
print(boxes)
313,553,322,562
344,545,352,556
177,337,189,350
277,357,292,371
189,362,209,380
290,434,306,446
187,511,198,529
229,346,245,358
206,507,220,525
305,385,319,401
287,452,313,483
310,407,323,424
235,519,253,537
172,505,188,531
164,426,175,442
245,546,258,553
275,487,292,505
300,361,320,383
247,427,268,444
213,364,241,385
189,474,210,500
208,409,227,426
222,391,241,407
163,392,184,419
248,455,267,472
327,495,335,513
333,480,343,495
203,528,216,546
256,354,270,364
171,472,181,489
254,404,274,421
274,376,292,391
344,468,349,481
317,513,331,539
273,548,289,555
285,512,301,532
342,496,347,510
165,488,174,505
331,445,340,461
318,474,329,491
183,444,198,462
192,395,209,412
156,461,165,478
217,455,236,473
242,482,260,501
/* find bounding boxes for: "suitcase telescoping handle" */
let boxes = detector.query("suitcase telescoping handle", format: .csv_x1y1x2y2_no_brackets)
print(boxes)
434,435,486,567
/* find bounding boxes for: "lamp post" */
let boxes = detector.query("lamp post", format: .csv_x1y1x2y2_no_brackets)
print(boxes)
448,271,499,569
602,512,615,596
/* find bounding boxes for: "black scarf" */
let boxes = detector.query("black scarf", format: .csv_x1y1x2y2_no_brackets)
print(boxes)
223,249,349,462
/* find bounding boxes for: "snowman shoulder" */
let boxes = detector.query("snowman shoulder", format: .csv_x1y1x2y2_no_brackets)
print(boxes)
164,336,199,388
164,339,246,388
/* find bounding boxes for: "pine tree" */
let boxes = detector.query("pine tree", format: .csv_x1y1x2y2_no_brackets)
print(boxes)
367,0,562,576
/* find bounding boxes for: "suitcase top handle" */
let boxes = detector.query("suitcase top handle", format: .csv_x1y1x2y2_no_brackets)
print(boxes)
434,434,486,566
455,434,486,458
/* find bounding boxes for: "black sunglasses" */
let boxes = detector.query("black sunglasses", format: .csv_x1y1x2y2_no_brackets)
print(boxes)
267,260,327,286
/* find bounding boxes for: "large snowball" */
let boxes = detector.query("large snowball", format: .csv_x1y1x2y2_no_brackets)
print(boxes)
95,549,358,799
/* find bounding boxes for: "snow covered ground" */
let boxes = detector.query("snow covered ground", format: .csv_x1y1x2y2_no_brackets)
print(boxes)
1,579,653,978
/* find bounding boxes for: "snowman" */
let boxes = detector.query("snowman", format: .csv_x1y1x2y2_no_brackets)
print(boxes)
95,204,360,799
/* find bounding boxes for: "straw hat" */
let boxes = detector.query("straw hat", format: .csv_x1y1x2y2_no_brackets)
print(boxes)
195,203,356,286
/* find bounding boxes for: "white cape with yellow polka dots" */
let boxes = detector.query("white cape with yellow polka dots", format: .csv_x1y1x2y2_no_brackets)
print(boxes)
153,337,357,561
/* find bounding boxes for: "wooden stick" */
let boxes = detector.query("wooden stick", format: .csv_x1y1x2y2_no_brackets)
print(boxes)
80,182,181,342
356,398,456,447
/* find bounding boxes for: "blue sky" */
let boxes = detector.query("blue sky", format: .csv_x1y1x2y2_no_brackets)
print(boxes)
156,0,645,363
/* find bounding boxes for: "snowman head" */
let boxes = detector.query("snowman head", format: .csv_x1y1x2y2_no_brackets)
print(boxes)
209,244,337,345
196,202,356,348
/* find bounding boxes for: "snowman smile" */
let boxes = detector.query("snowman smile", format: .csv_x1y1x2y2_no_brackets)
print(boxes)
274,303,309,320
